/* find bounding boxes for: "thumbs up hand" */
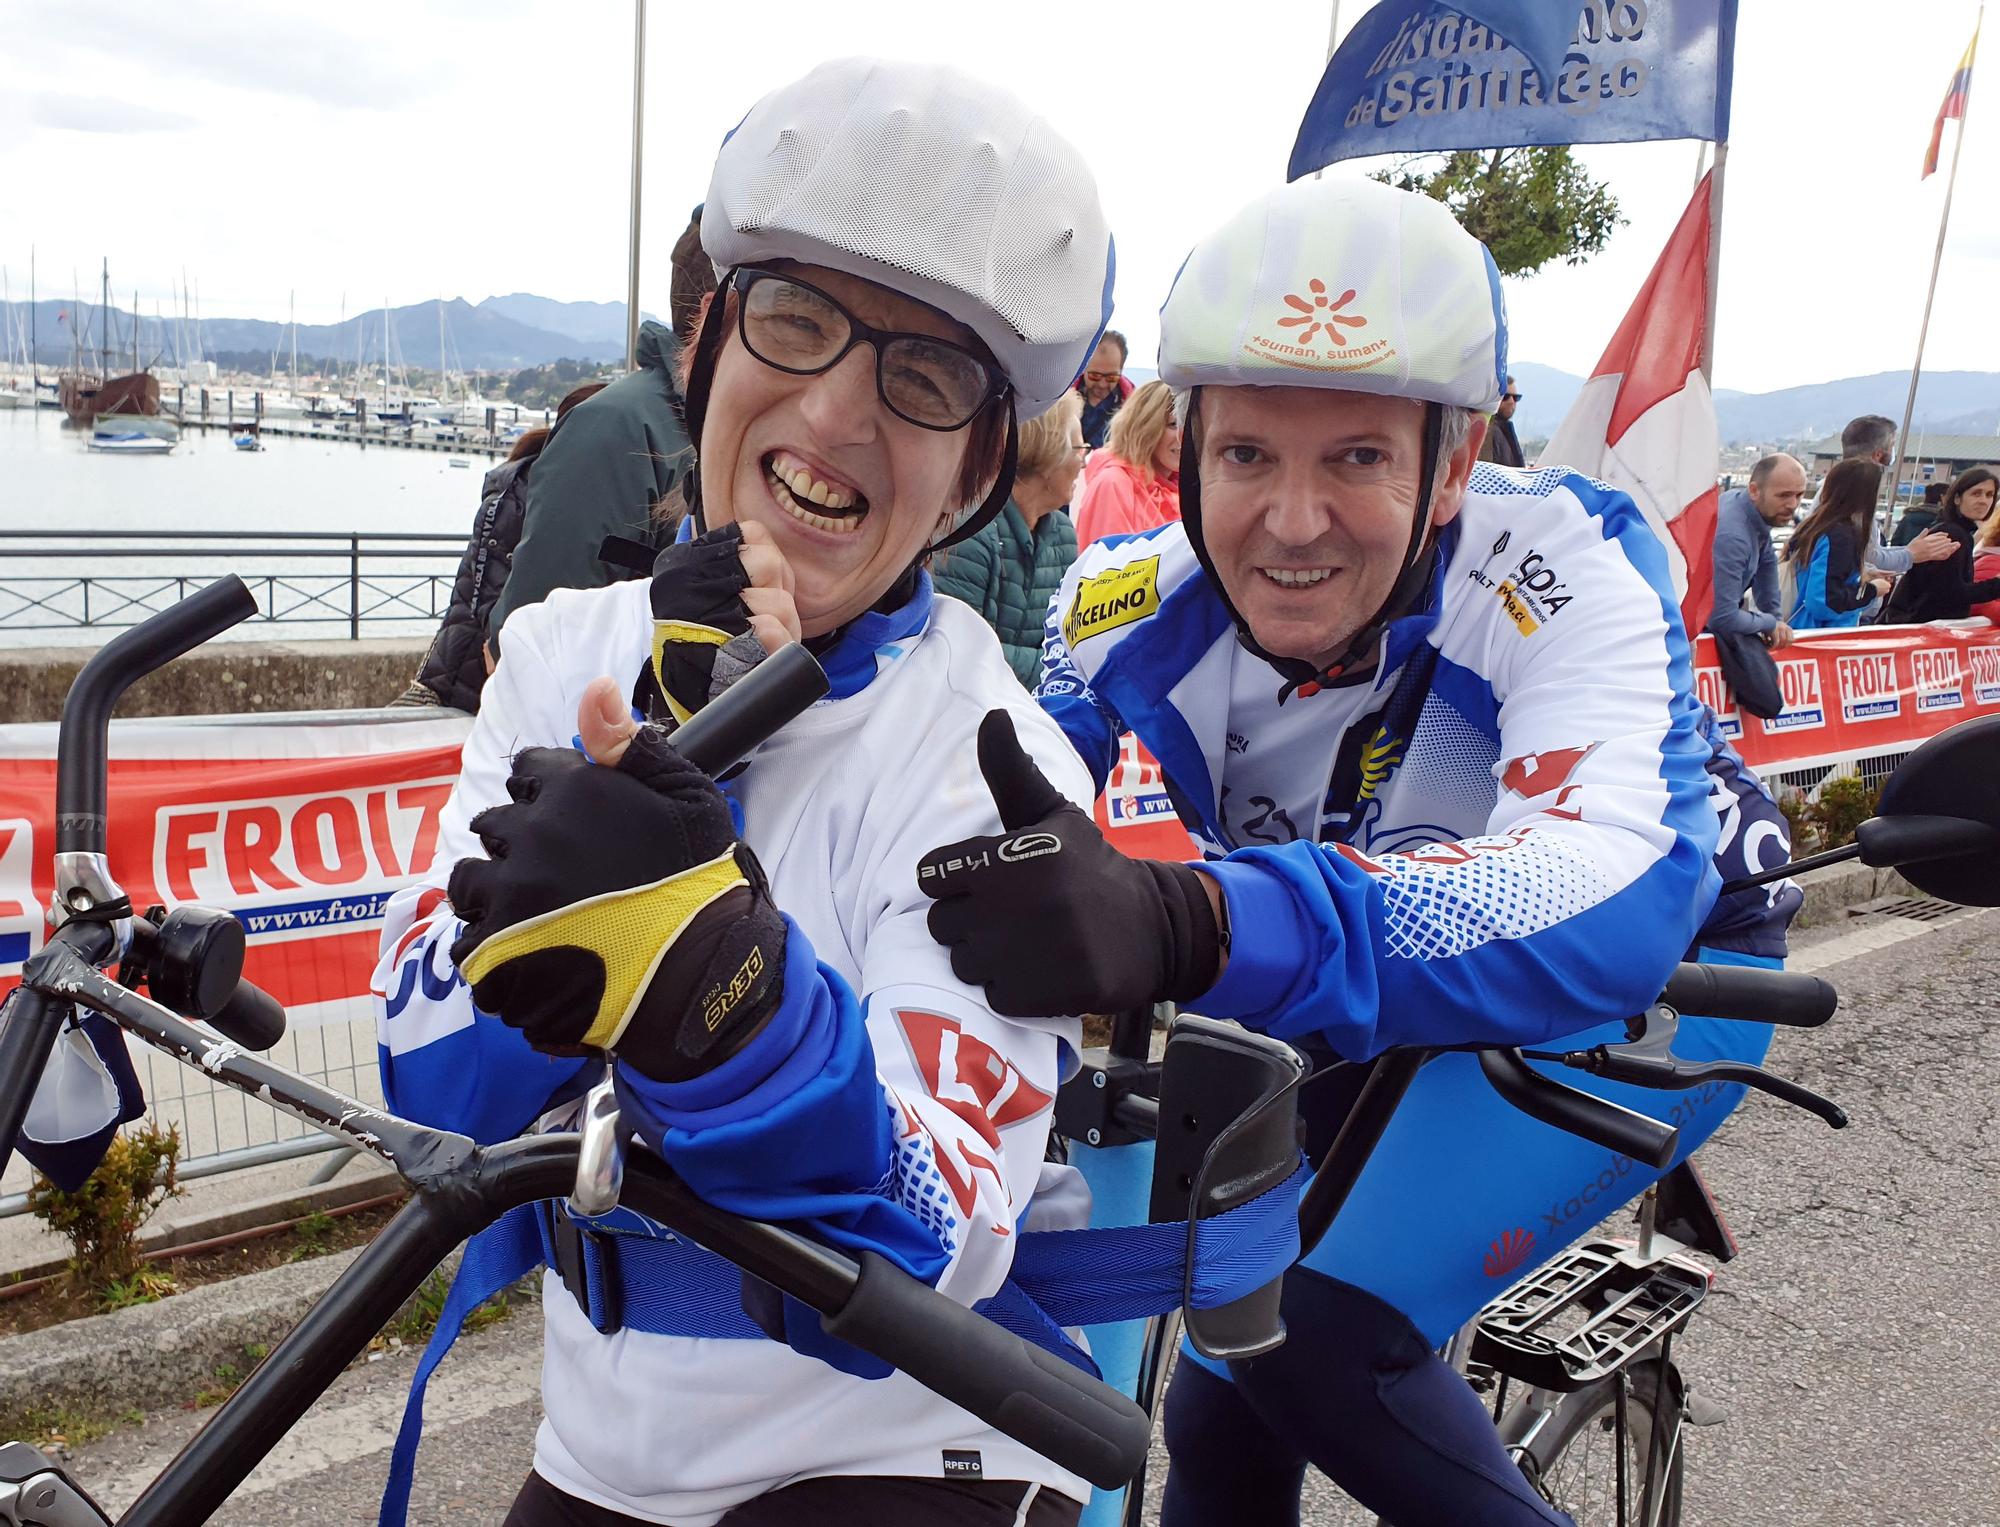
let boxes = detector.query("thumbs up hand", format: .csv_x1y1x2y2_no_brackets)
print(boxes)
917,711,1225,1017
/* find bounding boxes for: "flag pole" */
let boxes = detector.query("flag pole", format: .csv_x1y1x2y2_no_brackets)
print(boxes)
1313,1,1342,180
1700,141,1727,383
624,0,647,373
1888,4,1981,519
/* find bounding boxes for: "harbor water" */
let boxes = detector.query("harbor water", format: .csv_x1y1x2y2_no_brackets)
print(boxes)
0,406,490,646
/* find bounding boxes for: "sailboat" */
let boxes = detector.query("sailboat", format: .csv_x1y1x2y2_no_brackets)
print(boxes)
61,258,161,425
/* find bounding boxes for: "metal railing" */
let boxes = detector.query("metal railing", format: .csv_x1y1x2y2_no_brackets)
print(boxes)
0,530,464,639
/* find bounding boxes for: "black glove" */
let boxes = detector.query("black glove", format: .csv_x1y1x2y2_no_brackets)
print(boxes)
447,727,786,1083
634,524,768,728
918,711,1222,1016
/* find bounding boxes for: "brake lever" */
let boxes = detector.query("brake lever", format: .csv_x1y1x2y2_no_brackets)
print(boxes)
1523,1006,1849,1131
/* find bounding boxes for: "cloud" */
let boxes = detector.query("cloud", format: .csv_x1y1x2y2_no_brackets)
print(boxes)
27,93,198,134
21,3,461,112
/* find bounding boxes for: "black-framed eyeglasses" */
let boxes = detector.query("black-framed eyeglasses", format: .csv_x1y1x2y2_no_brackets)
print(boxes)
729,267,1006,432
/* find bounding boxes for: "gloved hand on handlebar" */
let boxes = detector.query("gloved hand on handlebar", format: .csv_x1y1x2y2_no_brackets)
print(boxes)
919,711,1225,1016
635,521,800,728
447,702,787,1085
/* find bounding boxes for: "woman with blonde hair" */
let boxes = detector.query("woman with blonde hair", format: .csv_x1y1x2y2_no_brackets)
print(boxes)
933,390,1086,684
1074,378,1181,548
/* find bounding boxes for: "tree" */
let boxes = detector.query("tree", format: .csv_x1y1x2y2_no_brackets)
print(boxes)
1373,146,1623,278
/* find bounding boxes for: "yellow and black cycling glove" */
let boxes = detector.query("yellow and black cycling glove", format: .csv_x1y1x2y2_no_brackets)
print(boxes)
633,524,769,729
447,727,785,1082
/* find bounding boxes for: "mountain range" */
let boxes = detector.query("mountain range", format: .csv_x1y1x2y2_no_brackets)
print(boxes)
0,295,658,374
4,293,1995,446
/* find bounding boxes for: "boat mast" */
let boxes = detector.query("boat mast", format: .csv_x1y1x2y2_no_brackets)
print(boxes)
28,247,37,388
290,291,298,393
99,258,110,375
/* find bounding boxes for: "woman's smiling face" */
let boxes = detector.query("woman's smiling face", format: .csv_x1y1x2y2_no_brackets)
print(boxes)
697,263,986,636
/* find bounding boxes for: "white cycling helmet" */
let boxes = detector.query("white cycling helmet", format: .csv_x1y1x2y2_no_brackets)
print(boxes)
1158,175,1505,410
702,57,1115,420
1158,177,1509,697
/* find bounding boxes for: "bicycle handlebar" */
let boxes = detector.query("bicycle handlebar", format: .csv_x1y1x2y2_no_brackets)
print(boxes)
1659,962,1837,1028
55,576,258,856
1477,1048,1680,1168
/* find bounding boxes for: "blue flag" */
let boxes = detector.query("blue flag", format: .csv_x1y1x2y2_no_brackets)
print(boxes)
1289,0,1738,180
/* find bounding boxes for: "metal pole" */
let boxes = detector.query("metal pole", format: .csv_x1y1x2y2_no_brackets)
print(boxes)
1312,1,1343,181
625,0,647,372
1700,141,1727,385
349,534,360,640
1888,5,1980,519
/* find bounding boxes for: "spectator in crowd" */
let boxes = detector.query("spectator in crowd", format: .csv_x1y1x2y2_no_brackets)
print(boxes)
1785,458,1893,629
1477,375,1524,467
1075,329,1133,448
1892,481,1950,545
1838,413,1955,575
1972,489,2000,623
1711,452,1804,648
931,392,1086,686
1074,379,1181,548
1882,466,2000,623
487,209,716,639
398,382,609,711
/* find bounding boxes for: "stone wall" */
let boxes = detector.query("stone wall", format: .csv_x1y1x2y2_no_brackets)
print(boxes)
0,638,433,724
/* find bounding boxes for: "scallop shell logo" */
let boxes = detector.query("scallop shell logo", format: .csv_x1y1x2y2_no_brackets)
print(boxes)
1483,1226,1537,1280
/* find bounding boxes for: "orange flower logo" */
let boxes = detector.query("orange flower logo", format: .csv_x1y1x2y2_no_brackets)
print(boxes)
1277,279,1367,347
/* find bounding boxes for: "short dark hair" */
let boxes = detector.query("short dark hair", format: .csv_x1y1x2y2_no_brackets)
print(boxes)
1095,330,1128,366
1940,466,2000,534
1840,415,1896,458
1924,481,1949,506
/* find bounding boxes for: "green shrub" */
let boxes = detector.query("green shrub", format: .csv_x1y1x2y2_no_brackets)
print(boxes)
27,1123,182,1299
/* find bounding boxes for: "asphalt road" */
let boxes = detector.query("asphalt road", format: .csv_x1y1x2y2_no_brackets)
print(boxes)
59,904,2000,1525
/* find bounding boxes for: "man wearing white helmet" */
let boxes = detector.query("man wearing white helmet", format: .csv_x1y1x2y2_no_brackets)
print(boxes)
373,58,1114,1525
920,177,1798,1524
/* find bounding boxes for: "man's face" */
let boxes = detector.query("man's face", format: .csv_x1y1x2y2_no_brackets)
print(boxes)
1081,338,1124,405
1497,380,1519,421
1747,457,1807,524
1197,386,1482,672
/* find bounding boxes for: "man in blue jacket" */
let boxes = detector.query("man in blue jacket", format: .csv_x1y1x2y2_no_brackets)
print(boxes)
1711,452,1804,649
921,178,1799,1525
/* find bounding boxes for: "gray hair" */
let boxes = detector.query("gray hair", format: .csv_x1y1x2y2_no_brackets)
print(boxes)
1841,415,1896,459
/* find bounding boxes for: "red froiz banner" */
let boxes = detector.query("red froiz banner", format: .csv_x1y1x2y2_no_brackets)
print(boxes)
1094,733,1200,862
0,715,472,1021
1691,623,2000,768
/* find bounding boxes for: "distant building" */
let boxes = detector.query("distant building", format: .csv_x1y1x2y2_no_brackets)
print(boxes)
1806,432,2000,493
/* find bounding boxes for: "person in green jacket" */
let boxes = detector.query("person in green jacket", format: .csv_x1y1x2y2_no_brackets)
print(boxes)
488,212,714,638
931,390,1085,686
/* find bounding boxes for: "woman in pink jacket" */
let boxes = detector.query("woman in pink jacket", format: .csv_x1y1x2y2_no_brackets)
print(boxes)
1074,379,1181,548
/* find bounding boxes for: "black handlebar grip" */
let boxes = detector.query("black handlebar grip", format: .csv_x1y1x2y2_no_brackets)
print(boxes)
206,978,288,1051
1478,1049,1679,1168
57,577,259,854
1659,963,1838,1028
668,643,830,777
1856,813,2000,870
819,1252,1151,1491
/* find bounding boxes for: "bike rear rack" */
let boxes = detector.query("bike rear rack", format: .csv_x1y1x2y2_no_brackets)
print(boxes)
1471,1239,1710,1393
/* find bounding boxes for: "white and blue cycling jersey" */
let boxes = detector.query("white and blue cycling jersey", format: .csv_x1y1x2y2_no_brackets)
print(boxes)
373,574,1098,1522
1041,463,1800,1062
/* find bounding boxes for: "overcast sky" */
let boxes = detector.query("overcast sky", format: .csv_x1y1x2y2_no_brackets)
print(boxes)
1,0,1992,395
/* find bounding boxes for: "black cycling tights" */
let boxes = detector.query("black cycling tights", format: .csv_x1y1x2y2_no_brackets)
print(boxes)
1161,1268,1574,1527
503,1469,1081,1526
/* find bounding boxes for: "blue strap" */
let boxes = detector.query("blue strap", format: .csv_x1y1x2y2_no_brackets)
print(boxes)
379,1163,1303,1524
380,1204,543,1527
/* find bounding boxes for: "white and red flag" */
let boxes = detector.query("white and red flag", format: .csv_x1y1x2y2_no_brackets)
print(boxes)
1540,172,1719,637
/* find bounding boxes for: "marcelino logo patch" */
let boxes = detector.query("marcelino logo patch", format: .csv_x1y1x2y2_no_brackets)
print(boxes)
1064,557,1161,647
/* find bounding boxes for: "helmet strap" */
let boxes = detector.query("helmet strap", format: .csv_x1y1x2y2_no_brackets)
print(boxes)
1180,392,1447,701
679,266,740,534
928,397,1018,553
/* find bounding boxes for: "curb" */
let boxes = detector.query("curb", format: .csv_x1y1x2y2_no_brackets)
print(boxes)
1792,862,1916,929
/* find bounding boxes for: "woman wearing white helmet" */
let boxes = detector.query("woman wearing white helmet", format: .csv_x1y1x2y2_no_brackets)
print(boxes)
374,58,1114,1526
920,175,1797,1526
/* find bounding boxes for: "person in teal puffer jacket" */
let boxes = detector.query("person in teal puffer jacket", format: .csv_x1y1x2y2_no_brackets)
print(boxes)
932,391,1086,685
